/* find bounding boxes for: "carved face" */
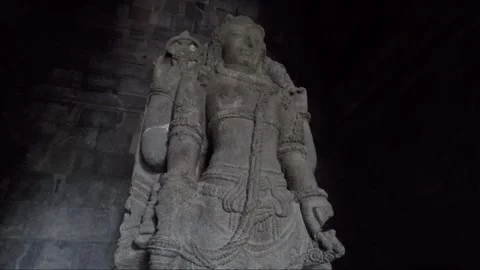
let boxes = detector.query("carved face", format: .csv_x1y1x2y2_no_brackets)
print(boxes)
221,24,265,72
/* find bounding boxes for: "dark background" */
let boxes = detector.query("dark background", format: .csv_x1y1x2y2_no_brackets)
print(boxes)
2,0,478,269
258,1,478,269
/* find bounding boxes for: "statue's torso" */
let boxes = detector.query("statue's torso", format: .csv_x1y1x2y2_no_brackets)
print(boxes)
205,69,284,173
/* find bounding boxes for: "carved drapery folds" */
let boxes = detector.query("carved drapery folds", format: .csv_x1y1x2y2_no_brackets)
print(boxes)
115,15,344,270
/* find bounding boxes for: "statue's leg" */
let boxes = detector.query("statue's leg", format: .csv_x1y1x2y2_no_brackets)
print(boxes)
148,178,199,269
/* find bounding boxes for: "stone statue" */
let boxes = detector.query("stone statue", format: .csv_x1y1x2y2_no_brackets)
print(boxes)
114,15,345,269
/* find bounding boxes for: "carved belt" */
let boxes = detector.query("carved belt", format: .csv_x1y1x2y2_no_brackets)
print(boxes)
197,166,294,217
208,109,280,131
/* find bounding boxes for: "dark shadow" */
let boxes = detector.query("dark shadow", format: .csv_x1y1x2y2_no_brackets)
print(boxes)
257,1,478,269
1,0,131,204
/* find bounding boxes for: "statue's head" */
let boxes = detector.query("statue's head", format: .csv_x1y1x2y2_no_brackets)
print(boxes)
214,15,266,73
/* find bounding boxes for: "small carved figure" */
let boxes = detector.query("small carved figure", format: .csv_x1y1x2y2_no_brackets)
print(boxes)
115,15,344,270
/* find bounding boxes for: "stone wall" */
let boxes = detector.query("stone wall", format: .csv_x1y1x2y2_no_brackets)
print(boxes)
0,0,259,268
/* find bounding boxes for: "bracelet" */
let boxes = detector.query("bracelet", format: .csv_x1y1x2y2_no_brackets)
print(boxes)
294,186,328,202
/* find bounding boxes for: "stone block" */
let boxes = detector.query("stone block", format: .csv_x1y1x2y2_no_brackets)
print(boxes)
237,0,259,18
74,126,98,149
130,21,154,40
88,57,116,73
9,204,121,242
118,77,150,96
52,173,125,209
30,84,79,102
41,103,71,124
130,4,152,23
173,14,194,32
119,62,149,80
29,240,78,269
151,10,173,30
49,68,83,88
0,203,29,237
97,152,134,178
129,131,140,155
37,121,60,138
185,1,203,22
76,242,116,269
115,4,130,27
86,73,119,92
133,0,157,10
192,19,212,38
78,108,123,128
72,149,101,174
151,27,176,48
119,37,149,53
5,204,69,239
6,170,54,205
89,58,148,79
118,94,148,112
0,239,37,269
119,112,143,134
96,128,133,154
163,0,179,14
31,138,77,175
22,101,47,123
216,0,238,13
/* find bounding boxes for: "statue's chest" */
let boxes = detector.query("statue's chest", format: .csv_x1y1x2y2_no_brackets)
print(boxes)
207,79,281,123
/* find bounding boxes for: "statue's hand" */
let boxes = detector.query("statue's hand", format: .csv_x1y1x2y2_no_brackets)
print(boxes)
300,196,334,248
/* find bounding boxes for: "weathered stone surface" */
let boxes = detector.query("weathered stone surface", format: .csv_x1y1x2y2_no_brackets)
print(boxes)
73,149,134,178
115,4,130,27
74,127,99,149
96,128,133,154
29,138,77,175
162,0,180,15
77,242,117,269
0,239,36,269
86,73,119,91
119,112,143,134
129,5,152,23
98,152,135,178
78,108,123,128
151,10,173,29
6,170,54,205
0,202,123,242
185,2,203,22
172,14,194,32
49,68,84,88
0,203,30,237
29,240,78,269
31,84,78,100
88,58,148,79
73,149,99,174
41,103,71,124
115,15,344,269
51,173,123,208
118,77,150,96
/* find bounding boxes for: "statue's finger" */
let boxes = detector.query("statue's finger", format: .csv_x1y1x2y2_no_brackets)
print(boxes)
304,208,322,235
315,231,333,250
324,230,345,256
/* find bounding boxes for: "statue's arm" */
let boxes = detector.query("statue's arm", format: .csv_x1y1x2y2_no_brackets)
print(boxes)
165,74,205,180
278,88,333,232
264,58,317,170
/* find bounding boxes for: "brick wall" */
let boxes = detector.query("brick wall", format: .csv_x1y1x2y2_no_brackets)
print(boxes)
1,0,259,268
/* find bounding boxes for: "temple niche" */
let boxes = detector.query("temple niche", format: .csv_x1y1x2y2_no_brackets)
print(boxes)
114,15,345,269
